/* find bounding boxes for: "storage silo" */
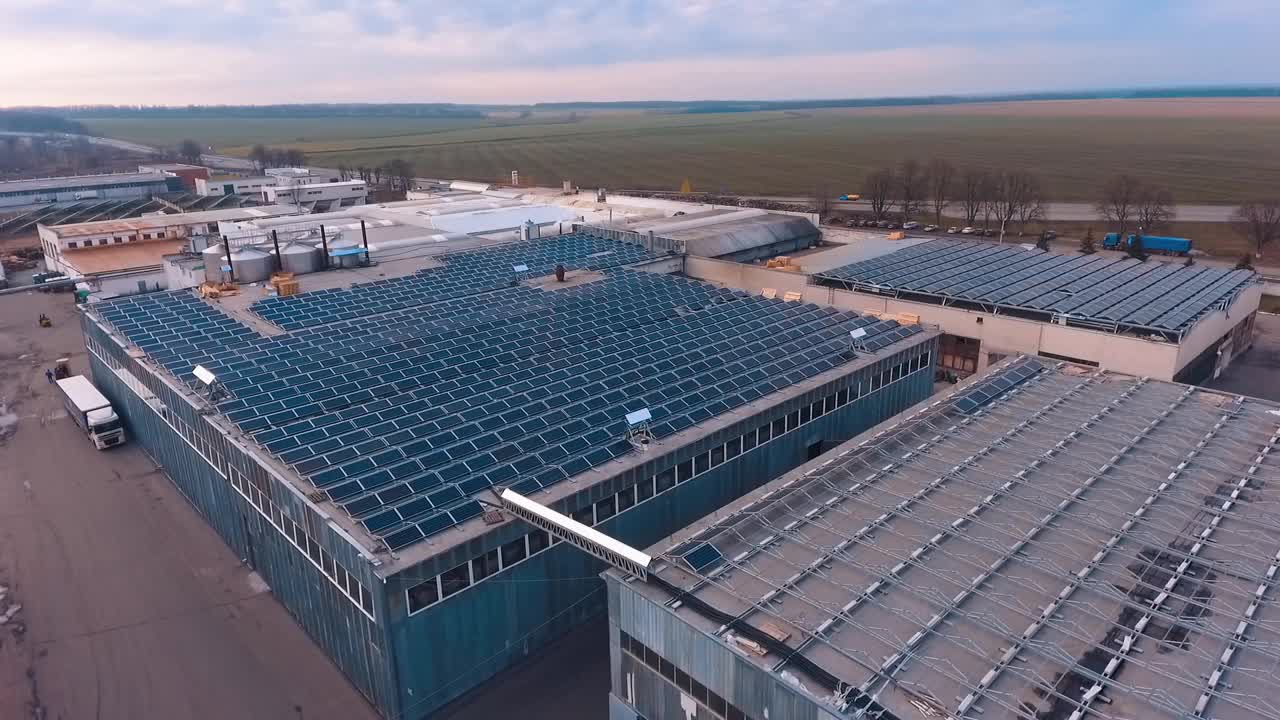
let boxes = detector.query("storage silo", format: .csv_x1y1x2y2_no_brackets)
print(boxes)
277,241,324,275
229,247,273,283
328,237,365,269
202,243,229,283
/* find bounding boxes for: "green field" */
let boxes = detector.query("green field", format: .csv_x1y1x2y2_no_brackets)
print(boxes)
78,101,1280,203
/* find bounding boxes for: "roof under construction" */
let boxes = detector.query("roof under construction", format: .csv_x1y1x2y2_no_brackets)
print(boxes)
634,358,1280,720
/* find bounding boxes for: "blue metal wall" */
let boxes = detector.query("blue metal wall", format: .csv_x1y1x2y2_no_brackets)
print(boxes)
386,339,937,718
81,313,399,718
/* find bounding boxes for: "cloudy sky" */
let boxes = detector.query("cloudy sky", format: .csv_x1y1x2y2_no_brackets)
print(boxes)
3,0,1276,106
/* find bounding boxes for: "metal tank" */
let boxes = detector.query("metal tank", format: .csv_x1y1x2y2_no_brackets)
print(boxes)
229,247,273,283
202,243,229,283
277,241,324,275
328,237,365,269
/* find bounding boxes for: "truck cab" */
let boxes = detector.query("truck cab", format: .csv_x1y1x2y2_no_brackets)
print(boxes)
86,407,125,449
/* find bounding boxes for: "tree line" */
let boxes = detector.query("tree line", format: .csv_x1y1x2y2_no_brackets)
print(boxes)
336,160,416,192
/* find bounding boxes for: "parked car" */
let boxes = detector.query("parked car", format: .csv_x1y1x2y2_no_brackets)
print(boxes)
923,224,938,232
888,222,902,229
877,220,890,228
960,227,976,234
947,226,960,234
902,221,920,230
982,228,996,237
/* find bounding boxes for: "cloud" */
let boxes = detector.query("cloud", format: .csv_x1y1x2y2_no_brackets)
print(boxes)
2,0,1277,105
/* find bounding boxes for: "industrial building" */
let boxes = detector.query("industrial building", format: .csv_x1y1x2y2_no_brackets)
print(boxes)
264,180,368,210
687,238,1259,384
39,205,303,293
197,175,279,197
0,170,179,209
608,358,1280,720
138,163,210,192
79,230,937,719
627,209,821,263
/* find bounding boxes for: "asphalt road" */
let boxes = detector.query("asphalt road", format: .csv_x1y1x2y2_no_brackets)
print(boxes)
0,291,379,720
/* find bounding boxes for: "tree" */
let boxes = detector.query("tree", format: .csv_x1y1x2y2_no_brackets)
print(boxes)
926,158,955,227
337,164,350,181
1127,233,1148,261
865,168,896,220
178,138,203,164
1013,173,1047,236
1136,186,1176,233
980,172,997,231
387,158,415,191
283,148,306,167
248,144,269,172
959,168,986,226
1095,174,1142,237
1079,227,1097,254
897,158,926,219
989,171,1038,241
372,166,384,186
811,184,833,221
1231,199,1280,257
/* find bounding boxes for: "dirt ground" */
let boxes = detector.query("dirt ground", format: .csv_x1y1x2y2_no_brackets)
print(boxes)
0,290,379,720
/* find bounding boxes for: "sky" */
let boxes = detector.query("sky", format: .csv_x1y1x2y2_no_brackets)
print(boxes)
2,0,1277,106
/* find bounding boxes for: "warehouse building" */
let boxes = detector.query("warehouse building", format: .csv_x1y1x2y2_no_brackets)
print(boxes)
608,357,1280,720
0,170,178,209
690,238,1259,384
264,180,368,210
79,232,937,718
138,163,210,192
628,209,821,263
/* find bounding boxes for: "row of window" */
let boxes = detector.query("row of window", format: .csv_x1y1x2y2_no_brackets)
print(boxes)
404,348,932,615
407,528,556,612
87,331,376,621
620,630,753,720
65,230,171,249
228,464,375,619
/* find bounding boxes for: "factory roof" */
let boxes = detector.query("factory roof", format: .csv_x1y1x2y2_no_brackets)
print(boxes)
633,359,1280,720
62,239,187,275
89,232,926,566
43,205,303,237
0,171,170,194
813,239,1257,337
632,210,819,258
139,163,208,172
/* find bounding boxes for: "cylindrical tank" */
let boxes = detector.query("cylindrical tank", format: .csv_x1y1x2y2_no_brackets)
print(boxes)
329,237,364,269
202,243,229,282
277,241,323,275
229,247,273,283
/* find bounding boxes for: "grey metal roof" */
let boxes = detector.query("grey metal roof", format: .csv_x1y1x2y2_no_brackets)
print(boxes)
638,359,1280,720
813,240,1257,337
0,171,169,194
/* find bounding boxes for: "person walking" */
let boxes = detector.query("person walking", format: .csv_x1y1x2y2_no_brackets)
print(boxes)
45,368,55,384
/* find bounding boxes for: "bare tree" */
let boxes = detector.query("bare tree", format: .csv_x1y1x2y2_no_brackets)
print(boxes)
897,158,926,219
178,138,203,165
1014,173,1047,236
959,168,986,226
387,158,415,191
1136,186,1176,233
980,172,998,231
865,168,896,220
372,166,384,186
811,184,833,222
1079,227,1097,254
283,148,306,167
988,171,1035,241
248,144,269,172
1232,199,1280,257
927,158,955,227
1096,174,1142,236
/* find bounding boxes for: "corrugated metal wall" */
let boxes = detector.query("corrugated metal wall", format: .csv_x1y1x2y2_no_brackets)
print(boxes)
386,339,937,719
81,313,398,718
609,576,844,720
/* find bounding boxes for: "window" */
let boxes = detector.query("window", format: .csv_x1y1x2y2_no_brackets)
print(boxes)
346,572,360,598
113,237,122,244
307,537,321,565
528,529,549,555
871,373,882,391
472,549,499,582
692,678,709,705
408,578,439,612
675,668,692,693
824,395,835,413
636,478,654,503
572,505,594,526
360,586,374,615
659,657,675,682
726,437,741,459
710,445,725,468
786,410,800,431
799,405,812,425
501,536,527,567
440,564,471,597
67,241,77,249
761,422,775,443
617,486,635,513
322,551,335,578
742,430,757,452
812,400,824,418
596,495,616,522
694,453,710,476
655,469,676,493
676,461,693,483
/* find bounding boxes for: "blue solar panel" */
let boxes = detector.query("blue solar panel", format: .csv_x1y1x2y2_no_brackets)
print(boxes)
94,233,926,551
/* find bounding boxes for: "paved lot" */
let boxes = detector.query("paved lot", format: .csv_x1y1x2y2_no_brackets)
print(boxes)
1204,312,1280,402
0,290,379,720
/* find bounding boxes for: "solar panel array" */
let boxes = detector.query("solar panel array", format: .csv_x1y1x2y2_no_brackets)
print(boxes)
95,235,922,552
952,356,1045,414
252,232,655,330
815,240,1256,334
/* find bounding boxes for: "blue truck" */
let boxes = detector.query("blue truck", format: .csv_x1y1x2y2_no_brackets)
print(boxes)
1102,233,1192,256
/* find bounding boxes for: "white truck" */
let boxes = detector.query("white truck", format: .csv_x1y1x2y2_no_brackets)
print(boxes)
56,375,126,449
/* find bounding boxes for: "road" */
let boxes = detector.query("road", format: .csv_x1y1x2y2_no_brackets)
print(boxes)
0,290,379,720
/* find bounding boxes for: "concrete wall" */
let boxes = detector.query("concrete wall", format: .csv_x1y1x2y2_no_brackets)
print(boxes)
1173,284,1262,372
684,256,812,298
